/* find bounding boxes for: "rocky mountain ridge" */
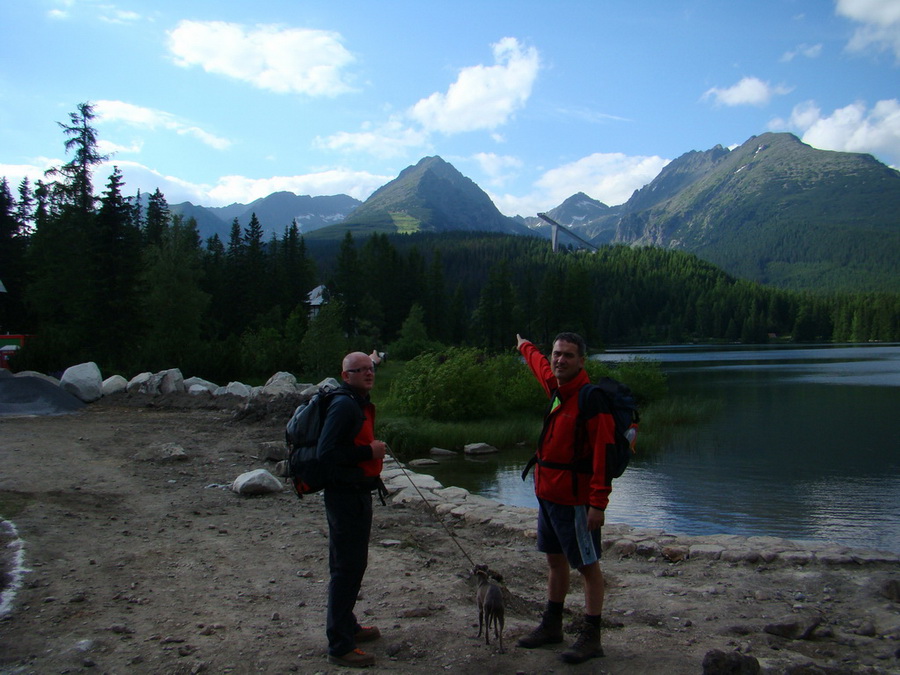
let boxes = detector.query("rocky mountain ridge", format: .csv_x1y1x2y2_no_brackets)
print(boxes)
170,132,900,291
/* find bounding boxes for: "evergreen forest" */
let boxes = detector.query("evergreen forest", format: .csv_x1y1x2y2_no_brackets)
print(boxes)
2,103,898,383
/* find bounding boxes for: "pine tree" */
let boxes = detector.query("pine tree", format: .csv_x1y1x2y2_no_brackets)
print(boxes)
144,189,170,246
91,166,144,367
45,102,107,214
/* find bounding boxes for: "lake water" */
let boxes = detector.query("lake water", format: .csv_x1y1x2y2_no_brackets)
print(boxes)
413,344,900,553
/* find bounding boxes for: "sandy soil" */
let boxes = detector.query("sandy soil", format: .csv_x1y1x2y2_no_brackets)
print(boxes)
1,394,898,675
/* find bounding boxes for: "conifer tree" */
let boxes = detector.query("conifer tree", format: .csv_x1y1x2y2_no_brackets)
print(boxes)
90,167,144,367
144,189,169,246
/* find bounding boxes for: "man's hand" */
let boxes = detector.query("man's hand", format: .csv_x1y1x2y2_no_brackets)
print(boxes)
516,333,528,349
587,506,605,531
370,440,387,459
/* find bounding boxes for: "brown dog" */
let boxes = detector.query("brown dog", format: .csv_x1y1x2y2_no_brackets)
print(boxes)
473,564,505,652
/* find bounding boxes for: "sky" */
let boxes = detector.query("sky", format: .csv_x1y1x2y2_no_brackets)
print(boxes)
2,0,899,218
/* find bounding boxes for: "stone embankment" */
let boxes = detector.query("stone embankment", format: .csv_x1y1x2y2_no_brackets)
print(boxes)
379,459,900,568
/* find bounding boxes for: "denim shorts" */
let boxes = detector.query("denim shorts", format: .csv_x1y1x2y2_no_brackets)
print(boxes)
536,498,602,569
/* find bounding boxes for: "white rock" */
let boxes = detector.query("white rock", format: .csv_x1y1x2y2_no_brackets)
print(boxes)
101,374,128,396
384,472,443,491
217,381,252,398
184,376,218,392
60,362,103,403
463,442,499,455
409,458,440,466
261,372,299,397
158,368,184,394
231,469,283,495
126,372,152,394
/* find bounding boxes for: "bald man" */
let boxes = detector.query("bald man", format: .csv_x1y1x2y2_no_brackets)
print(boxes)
318,351,388,668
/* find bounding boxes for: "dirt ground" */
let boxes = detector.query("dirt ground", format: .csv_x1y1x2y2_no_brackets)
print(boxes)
1,393,898,675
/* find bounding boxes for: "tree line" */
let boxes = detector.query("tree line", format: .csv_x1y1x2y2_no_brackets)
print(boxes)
1,103,898,382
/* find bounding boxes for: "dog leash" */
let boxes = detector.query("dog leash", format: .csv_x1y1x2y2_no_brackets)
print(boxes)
386,445,477,569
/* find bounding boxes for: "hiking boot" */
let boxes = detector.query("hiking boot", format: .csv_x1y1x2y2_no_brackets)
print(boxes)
560,623,604,664
354,626,381,643
327,648,375,668
516,612,563,648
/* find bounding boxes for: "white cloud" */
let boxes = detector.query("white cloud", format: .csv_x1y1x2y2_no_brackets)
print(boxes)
98,139,143,155
315,118,430,158
0,161,56,189
1,158,388,208
536,153,670,207
94,100,231,150
489,152,670,216
472,152,523,187
703,76,793,107
409,37,540,134
836,0,900,59
206,169,391,205
771,98,900,166
167,20,356,96
780,43,823,62
99,9,142,24
319,37,539,158
105,160,390,206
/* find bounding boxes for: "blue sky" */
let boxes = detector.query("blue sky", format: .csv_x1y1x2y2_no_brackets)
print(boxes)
2,0,899,217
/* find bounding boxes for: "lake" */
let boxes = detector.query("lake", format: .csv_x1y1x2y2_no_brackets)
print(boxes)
412,344,900,553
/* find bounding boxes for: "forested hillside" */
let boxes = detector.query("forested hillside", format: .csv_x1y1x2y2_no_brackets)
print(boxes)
611,133,900,293
1,104,898,384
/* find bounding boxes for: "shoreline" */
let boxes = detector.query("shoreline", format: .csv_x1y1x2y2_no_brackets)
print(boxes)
384,460,900,568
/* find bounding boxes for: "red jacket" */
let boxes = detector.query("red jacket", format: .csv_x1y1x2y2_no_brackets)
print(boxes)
520,341,616,509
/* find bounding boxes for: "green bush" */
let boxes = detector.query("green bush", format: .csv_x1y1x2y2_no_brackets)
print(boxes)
388,347,544,422
387,348,667,423
389,348,499,421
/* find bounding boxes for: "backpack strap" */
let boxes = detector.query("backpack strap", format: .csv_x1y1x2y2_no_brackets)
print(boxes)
521,385,595,497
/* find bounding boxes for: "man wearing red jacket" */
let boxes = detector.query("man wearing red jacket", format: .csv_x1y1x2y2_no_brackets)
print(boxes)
318,351,387,668
515,332,615,664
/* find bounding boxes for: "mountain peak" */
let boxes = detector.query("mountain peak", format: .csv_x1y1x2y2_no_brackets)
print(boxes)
338,156,529,236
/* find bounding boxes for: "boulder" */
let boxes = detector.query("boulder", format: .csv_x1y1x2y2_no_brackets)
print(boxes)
184,376,218,393
157,368,184,394
216,381,252,398
126,372,152,394
261,372,298,397
231,469,283,495
463,442,498,455
101,375,128,396
60,362,103,403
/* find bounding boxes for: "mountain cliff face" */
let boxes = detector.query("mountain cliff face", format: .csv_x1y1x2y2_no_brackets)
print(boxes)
338,156,530,235
553,133,900,291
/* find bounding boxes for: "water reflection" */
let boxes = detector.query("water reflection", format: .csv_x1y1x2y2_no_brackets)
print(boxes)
412,344,900,553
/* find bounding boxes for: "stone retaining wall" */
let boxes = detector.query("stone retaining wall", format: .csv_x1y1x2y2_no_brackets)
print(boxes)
381,458,900,567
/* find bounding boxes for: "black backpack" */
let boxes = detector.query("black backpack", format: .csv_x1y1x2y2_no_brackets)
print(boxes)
285,387,349,497
579,377,640,481
522,376,640,493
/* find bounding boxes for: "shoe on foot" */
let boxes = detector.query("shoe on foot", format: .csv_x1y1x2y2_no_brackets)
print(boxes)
517,612,563,649
560,624,604,664
354,626,381,643
327,648,375,668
